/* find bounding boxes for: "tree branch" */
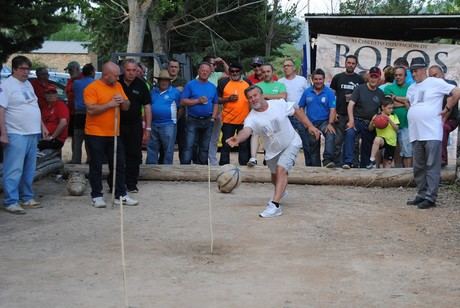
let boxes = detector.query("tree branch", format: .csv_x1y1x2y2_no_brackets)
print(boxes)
169,0,264,32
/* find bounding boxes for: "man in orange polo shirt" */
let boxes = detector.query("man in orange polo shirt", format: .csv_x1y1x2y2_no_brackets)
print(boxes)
84,62,138,208
217,62,252,165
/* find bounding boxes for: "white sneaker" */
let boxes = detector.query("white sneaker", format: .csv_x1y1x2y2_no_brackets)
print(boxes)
115,194,138,206
92,197,106,208
20,199,42,209
4,204,26,215
247,157,257,167
259,201,282,218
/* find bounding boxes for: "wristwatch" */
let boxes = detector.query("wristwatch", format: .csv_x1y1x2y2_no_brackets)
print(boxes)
145,127,152,131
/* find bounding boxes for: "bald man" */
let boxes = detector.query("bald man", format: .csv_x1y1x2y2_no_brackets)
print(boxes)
83,62,138,208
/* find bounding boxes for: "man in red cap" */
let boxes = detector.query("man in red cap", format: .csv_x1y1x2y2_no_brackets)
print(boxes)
38,87,69,151
342,66,385,169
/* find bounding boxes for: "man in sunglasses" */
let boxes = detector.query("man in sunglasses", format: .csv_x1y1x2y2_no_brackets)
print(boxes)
217,63,252,166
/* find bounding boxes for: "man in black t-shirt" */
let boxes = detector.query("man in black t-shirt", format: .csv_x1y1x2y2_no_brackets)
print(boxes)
330,55,364,165
342,66,384,169
118,59,152,193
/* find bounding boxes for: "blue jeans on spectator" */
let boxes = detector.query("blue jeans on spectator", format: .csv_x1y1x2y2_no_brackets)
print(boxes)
289,116,311,166
343,118,375,168
182,116,214,165
86,135,126,199
146,124,177,165
2,134,39,207
309,120,336,167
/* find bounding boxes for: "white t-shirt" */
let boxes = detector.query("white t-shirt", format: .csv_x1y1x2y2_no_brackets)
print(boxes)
279,75,309,105
406,77,455,142
244,99,302,159
0,76,41,135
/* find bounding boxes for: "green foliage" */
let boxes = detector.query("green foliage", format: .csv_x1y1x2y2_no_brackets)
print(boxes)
167,0,301,65
0,0,74,63
49,23,90,41
31,58,48,70
340,0,426,14
426,0,460,12
270,43,303,77
78,0,130,62
75,0,301,65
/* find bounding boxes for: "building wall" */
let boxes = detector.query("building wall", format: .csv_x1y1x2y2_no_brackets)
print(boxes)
6,53,97,72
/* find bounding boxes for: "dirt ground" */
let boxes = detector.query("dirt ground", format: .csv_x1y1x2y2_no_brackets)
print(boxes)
1,174,460,307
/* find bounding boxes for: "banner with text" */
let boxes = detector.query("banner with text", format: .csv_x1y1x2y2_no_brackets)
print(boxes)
316,34,460,83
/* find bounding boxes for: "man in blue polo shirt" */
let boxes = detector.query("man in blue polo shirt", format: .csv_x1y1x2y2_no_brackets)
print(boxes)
180,62,218,164
299,68,336,167
146,70,181,164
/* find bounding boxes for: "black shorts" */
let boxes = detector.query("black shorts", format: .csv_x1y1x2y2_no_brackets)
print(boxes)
379,138,396,161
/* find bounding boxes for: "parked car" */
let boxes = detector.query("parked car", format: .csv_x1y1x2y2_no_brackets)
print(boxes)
28,78,67,103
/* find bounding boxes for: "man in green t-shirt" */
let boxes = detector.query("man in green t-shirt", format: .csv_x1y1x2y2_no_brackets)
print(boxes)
384,66,412,167
248,63,287,166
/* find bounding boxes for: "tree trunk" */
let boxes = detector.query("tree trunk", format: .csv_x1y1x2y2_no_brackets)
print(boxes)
265,0,279,58
64,164,457,188
126,0,154,53
148,18,168,54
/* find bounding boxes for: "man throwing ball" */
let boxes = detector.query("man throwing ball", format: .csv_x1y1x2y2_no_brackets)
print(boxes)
226,85,320,218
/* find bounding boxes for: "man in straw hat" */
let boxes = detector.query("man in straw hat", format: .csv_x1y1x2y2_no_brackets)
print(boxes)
146,70,181,164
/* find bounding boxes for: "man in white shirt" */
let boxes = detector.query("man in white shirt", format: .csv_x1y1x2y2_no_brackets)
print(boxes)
406,57,460,209
278,59,311,165
226,85,320,218
0,56,43,214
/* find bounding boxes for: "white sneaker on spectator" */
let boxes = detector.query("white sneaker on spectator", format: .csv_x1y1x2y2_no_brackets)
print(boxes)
247,157,257,167
92,197,106,208
259,201,282,218
4,204,26,215
20,199,42,209
115,194,138,206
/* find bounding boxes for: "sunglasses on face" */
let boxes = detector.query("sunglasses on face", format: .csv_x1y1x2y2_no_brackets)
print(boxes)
229,69,241,73
252,64,262,68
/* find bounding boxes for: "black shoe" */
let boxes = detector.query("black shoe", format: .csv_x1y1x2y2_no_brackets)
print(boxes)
406,197,424,206
417,199,436,209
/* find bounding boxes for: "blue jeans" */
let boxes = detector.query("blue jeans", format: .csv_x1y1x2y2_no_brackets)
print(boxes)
182,117,213,165
309,120,336,166
289,116,311,166
146,124,177,165
2,134,39,206
343,118,375,168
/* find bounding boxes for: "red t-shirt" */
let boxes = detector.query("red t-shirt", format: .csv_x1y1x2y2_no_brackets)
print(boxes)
41,100,70,143
30,79,51,109
247,73,278,84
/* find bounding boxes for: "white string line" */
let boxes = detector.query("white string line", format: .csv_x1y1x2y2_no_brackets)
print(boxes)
208,159,214,255
112,106,129,307
120,197,128,308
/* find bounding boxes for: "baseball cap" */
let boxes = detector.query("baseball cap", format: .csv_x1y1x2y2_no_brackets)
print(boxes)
369,66,381,78
251,56,264,66
409,57,427,70
229,62,243,70
64,61,80,71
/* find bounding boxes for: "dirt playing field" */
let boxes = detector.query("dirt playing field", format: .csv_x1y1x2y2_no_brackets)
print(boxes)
1,173,460,307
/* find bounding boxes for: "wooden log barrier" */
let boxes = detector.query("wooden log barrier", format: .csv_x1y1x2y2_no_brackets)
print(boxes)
64,164,457,188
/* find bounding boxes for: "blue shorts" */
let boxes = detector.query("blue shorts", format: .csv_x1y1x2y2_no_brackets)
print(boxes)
398,127,412,158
